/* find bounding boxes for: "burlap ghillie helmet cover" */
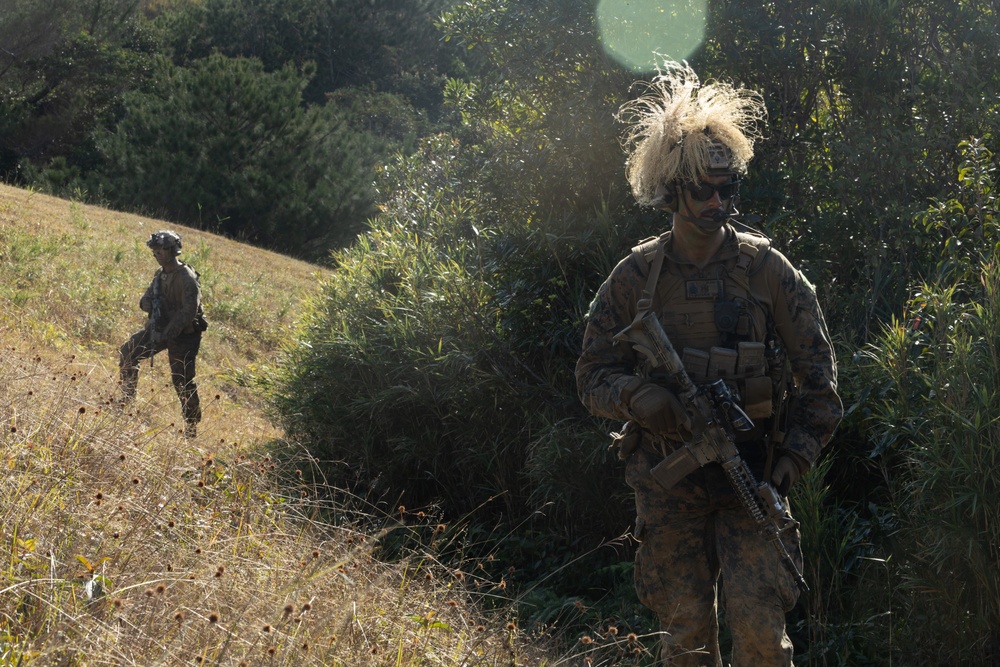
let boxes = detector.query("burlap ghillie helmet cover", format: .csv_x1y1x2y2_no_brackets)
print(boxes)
617,61,767,208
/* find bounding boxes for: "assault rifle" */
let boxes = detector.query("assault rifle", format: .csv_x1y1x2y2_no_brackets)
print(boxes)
149,273,165,367
614,311,808,592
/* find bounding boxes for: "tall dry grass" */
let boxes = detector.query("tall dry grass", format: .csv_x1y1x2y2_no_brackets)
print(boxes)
0,186,631,665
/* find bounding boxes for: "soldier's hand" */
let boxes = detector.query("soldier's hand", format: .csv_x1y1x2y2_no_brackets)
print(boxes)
151,330,162,345
628,383,693,440
771,452,809,496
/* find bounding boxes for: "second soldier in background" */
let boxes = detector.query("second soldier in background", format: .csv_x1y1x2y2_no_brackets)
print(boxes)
118,230,207,438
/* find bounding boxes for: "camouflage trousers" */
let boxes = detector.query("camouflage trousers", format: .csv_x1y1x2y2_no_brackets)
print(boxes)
626,445,802,667
119,328,202,427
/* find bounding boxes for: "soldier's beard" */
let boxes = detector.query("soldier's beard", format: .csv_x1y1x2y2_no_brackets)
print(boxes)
692,209,729,233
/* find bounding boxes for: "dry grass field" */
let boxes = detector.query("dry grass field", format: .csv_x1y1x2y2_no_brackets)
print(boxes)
0,185,631,666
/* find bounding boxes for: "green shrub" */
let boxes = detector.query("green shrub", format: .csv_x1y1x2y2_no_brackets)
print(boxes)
858,140,1000,664
271,134,625,535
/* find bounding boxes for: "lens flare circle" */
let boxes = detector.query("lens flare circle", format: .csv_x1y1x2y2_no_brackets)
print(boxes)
596,0,708,72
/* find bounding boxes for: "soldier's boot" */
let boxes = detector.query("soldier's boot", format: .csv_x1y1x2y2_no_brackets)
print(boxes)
180,386,201,439
115,366,139,409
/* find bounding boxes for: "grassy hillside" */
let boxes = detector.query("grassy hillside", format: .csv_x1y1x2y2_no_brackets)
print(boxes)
0,186,613,665
0,183,323,437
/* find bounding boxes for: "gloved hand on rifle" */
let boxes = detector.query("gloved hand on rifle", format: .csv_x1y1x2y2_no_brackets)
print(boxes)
771,450,809,496
627,382,694,440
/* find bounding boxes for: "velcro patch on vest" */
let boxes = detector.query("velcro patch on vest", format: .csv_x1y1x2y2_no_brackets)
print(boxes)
685,280,722,300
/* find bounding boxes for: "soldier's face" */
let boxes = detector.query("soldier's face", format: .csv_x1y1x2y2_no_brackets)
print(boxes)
681,174,732,215
152,246,174,265
679,174,734,234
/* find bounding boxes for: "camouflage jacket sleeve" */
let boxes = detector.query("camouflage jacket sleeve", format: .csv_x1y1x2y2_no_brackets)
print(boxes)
759,248,843,466
161,265,201,341
139,274,156,314
575,253,648,422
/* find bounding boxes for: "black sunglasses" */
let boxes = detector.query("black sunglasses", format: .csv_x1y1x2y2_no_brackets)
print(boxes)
684,179,740,201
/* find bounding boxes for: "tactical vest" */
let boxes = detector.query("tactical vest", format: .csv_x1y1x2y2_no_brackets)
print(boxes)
630,230,778,423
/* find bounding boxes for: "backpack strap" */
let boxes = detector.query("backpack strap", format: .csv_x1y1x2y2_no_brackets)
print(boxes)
631,234,667,317
730,231,772,292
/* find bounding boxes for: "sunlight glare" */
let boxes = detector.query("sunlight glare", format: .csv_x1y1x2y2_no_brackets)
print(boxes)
596,0,708,72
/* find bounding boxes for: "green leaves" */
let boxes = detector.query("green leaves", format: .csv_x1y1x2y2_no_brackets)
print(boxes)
93,54,372,257
861,234,1000,661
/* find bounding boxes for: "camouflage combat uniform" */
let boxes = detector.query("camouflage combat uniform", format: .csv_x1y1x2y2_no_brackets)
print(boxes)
576,226,842,666
119,261,205,430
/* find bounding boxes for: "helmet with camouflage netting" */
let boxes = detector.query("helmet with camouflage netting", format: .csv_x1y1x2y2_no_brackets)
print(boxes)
147,230,183,256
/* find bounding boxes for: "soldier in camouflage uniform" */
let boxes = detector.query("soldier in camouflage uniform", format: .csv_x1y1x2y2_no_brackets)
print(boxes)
118,230,207,438
576,62,842,665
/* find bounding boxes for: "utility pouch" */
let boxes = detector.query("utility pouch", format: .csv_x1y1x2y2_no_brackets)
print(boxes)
708,347,738,378
610,421,642,460
741,375,773,420
737,341,767,375
682,348,711,383
194,313,209,332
